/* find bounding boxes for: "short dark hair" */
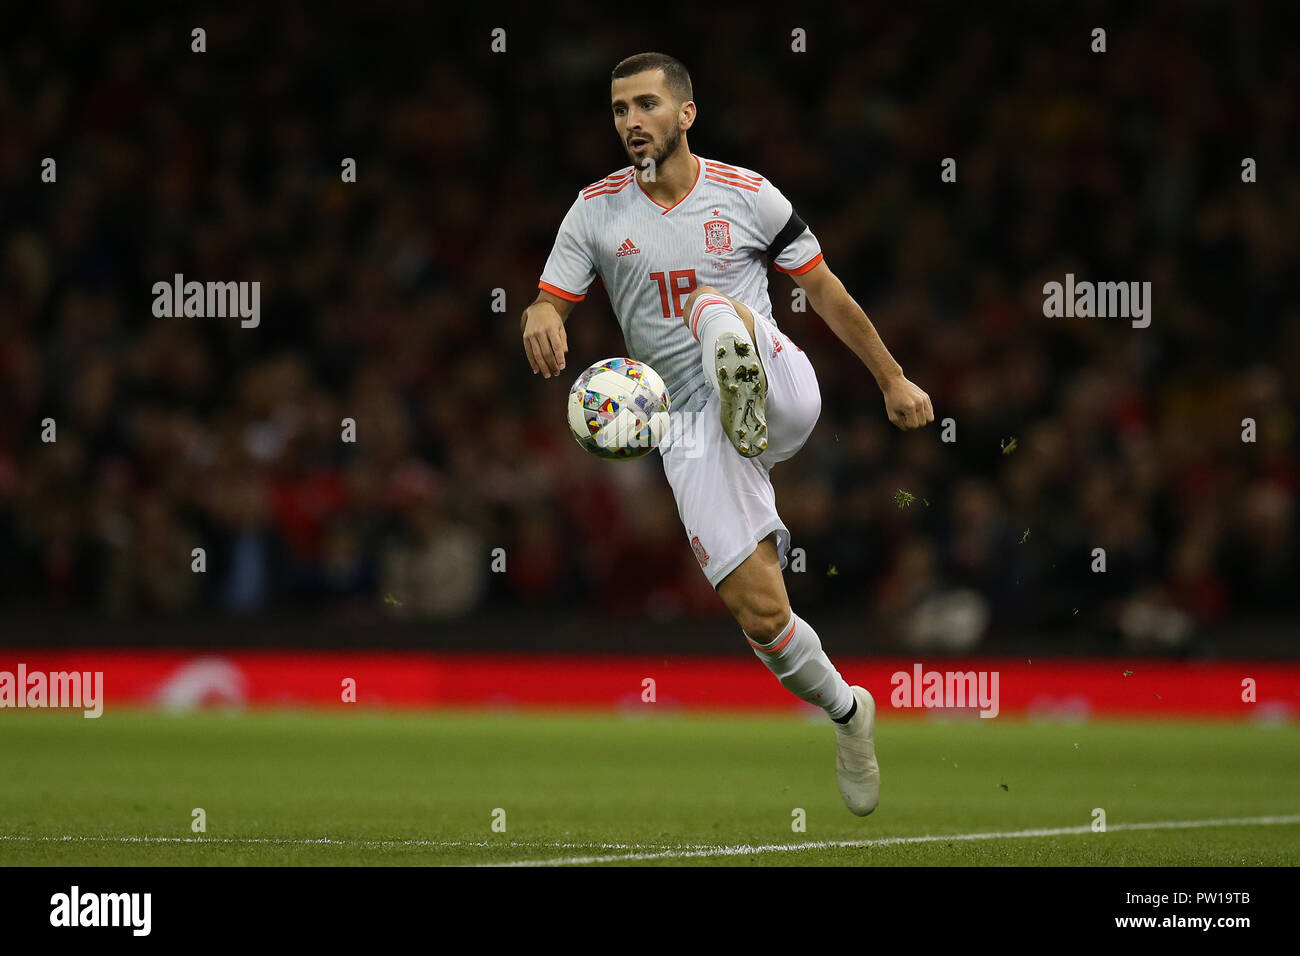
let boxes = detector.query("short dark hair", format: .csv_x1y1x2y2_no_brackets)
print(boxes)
611,53,693,106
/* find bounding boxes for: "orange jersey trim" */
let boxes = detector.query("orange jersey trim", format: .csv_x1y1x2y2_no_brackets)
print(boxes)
703,158,762,176
704,173,759,193
583,170,635,193
583,177,635,200
703,162,763,187
538,280,585,302
773,252,824,276
583,186,632,200
637,154,702,214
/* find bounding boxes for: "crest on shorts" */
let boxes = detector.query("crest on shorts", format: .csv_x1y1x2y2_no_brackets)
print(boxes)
690,534,710,567
703,219,732,256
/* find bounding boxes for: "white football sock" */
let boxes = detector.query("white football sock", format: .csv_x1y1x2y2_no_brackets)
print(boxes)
689,294,755,393
745,610,855,720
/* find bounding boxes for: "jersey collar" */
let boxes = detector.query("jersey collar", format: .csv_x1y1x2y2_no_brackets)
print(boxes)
636,153,702,216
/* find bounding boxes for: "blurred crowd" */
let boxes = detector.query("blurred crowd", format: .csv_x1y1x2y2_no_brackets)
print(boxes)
1,2,1296,646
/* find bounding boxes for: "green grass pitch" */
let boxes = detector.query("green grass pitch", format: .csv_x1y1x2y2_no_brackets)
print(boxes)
1,709,1297,866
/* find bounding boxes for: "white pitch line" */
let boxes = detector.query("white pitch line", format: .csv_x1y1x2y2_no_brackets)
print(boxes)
481,813,1300,867
0,835,665,851
2,814,1297,864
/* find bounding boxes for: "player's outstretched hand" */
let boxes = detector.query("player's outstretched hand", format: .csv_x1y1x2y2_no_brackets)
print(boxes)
522,303,568,379
882,376,934,430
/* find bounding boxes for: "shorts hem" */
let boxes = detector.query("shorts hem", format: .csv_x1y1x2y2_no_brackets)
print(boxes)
704,518,791,590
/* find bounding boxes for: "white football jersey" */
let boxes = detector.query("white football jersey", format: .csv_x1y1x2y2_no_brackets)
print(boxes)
538,154,822,415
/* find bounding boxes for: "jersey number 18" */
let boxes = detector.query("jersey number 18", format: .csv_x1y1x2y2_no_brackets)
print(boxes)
649,270,698,318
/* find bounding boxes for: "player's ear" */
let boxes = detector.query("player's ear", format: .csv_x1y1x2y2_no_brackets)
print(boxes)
679,100,696,131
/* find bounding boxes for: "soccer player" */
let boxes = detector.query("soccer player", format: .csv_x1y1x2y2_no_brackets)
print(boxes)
522,52,934,815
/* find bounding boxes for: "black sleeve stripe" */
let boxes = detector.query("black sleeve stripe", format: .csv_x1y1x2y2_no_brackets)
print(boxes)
765,210,808,263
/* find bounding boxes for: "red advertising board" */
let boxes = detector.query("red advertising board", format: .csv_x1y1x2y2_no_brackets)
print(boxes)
0,651,1295,719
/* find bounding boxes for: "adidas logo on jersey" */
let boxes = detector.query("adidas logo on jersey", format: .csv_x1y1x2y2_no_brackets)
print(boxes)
615,238,640,257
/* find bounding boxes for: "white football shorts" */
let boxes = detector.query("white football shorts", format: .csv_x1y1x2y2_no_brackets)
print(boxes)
659,312,822,589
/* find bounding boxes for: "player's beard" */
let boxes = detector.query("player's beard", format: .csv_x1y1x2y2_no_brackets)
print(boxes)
634,124,682,172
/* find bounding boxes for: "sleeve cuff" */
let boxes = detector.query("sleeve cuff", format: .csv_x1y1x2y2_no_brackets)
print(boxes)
773,252,824,276
538,280,586,302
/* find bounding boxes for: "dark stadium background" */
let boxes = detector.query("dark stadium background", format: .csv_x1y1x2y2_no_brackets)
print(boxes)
1,0,1296,668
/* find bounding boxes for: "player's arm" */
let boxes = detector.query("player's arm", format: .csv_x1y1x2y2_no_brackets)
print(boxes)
522,289,574,378
792,261,934,431
529,189,596,379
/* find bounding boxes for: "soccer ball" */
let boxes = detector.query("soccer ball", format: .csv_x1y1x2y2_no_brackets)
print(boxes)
567,357,671,460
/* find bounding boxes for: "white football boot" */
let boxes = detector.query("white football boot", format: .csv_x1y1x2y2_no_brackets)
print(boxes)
715,332,768,458
834,686,880,816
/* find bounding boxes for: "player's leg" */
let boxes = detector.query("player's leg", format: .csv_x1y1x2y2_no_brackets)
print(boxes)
750,311,821,467
682,287,822,465
683,284,759,349
683,286,768,458
661,411,880,816
715,535,880,816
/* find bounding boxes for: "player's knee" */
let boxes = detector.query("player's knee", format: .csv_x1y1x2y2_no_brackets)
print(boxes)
736,596,792,644
798,387,822,435
683,285,721,326
780,375,821,443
